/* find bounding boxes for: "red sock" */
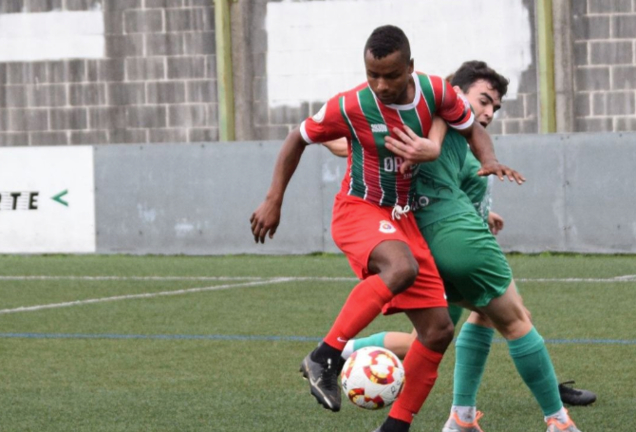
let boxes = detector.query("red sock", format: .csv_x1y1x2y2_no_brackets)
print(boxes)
323,275,394,350
388,340,444,424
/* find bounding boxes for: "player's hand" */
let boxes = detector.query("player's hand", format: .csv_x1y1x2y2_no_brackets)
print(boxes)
488,211,504,235
385,126,442,174
250,199,282,243
477,161,526,184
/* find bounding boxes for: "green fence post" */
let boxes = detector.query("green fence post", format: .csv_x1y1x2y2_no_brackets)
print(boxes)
537,0,556,133
214,0,236,141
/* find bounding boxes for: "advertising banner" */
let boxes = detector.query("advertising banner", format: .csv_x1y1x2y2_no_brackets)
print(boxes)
0,146,96,253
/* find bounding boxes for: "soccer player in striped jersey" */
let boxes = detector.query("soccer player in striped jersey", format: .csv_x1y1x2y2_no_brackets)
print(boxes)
251,26,522,432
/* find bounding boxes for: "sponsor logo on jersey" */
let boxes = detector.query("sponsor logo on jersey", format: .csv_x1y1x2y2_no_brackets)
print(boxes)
312,103,327,123
379,220,396,234
383,156,404,173
371,124,388,133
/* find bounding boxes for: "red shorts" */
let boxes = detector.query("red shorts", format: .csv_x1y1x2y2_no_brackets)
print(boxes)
331,194,447,314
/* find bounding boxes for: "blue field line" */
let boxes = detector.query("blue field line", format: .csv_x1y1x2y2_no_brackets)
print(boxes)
0,332,634,345
494,337,636,345
0,332,322,342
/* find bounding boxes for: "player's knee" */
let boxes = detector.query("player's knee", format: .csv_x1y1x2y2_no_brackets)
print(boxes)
436,320,455,349
419,319,454,352
385,259,419,294
494,312,532,340
524,307,533,323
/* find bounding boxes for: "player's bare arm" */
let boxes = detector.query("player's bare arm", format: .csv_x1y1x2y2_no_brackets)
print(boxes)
250,127,308,243
385,119,446,174
459,122,526,184
321,137,348,158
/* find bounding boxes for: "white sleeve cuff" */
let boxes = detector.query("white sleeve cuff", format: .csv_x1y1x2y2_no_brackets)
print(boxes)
299,121,316,144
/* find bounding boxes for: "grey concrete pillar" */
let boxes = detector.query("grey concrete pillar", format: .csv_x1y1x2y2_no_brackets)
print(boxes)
553,0,575,132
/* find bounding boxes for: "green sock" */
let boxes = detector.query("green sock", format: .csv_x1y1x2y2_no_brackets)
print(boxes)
352,331,387,351
449,304,464,326
453,323,494,406
508,327,562,416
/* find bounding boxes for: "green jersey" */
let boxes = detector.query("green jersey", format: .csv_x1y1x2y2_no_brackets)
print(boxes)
413,128,476,228
459,149,493,225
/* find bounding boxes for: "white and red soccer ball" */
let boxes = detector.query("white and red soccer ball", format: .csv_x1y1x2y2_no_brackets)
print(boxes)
340,346,405,410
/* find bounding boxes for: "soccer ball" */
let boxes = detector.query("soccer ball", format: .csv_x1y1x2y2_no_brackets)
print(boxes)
340,346,405,410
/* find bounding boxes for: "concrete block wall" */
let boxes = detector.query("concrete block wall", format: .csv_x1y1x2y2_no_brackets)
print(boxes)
231,0,300,141
572,0,636,131
0,0,218,146
0,0,633,148
487,0,539,136
235,0,540,141
235,0,636,140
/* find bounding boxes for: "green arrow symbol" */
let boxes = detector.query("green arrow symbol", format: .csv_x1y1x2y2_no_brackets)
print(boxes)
52,189,69,207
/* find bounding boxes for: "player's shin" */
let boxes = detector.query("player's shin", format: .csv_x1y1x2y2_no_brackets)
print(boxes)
387,339,444,424
453,323,494,405
508,326,563,416
451,322,494,423
321,275,394,356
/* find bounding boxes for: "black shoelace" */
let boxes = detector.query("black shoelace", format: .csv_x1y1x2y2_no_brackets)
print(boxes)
322,358,340,390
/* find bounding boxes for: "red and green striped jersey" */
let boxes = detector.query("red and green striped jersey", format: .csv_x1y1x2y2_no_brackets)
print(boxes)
300,72,474,207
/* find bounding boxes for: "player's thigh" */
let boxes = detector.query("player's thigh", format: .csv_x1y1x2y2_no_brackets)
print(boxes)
331,195,410,279
382,216,447,314
422,213,512,307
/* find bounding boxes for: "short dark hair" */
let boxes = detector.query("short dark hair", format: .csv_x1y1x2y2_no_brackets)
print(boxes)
449,61,509,99
364,25,411,63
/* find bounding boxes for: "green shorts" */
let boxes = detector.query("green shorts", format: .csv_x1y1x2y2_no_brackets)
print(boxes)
420,212,512,307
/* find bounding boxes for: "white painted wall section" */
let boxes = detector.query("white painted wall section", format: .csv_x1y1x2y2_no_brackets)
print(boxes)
0,147,96,253
0,10,105,62
266,0,532,108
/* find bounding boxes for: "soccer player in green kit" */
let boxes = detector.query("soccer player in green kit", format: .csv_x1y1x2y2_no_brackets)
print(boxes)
351,61,583,432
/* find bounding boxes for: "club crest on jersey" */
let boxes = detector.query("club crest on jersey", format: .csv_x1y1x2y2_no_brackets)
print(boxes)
379,220,396,234
371,124,388,133
312,103,327,123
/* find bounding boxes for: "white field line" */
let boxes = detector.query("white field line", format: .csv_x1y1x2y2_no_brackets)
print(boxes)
0,278,295,315
0,275,635,283
613,274,636,280
0,274,634,316
516,276,636,282
0,276,268,281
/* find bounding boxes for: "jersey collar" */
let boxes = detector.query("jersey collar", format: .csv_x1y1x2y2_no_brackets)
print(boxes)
372,72,421,111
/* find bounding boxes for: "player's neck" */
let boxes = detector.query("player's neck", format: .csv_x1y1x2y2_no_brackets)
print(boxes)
392,75,415,106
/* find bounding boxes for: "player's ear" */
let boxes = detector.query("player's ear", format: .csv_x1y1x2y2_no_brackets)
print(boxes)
408,58,414,73
453,85,463,96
